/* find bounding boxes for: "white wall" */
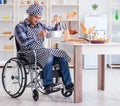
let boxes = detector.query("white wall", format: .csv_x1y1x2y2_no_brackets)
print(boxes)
79,0,110,35
79,0,109,19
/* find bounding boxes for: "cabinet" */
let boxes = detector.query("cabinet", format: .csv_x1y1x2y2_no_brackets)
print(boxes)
0,0,15,65
109,0,120,67
84,15,107,69
49,0,80,35
17,0,48,25
0,0,48,65
49,0,80,48
0,0,80,66
110,0,120,41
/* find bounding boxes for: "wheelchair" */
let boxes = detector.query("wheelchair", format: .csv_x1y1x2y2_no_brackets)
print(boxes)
2,35,73,101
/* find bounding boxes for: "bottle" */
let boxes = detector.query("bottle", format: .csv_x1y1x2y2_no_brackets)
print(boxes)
0,0,2,4
4,0,7,4
21,0,25,4
27,0,31,4
115,10,119,20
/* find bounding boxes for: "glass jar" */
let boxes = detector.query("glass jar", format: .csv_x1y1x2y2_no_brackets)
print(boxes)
27,0,31,4
21,0,26,4
0,0,2,4
4,0,7,4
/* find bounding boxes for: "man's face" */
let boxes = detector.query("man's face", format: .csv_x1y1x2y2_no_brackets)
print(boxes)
28,15,41,26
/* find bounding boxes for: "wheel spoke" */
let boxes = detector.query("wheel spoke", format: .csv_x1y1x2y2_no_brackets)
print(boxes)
2,58,27,98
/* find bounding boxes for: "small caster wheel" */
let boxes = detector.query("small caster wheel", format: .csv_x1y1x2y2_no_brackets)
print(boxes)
33,89,39,101
61,88,73,97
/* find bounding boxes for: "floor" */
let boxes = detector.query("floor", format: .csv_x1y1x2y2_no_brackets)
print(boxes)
0,68,120,106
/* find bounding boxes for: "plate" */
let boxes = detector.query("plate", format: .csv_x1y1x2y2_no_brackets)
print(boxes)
90,40,105,44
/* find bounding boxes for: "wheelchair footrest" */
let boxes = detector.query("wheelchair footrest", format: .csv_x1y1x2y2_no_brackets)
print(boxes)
44,83,62,95
44,87,61,95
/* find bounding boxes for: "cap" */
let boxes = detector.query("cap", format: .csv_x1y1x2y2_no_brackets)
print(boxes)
26,4,43,16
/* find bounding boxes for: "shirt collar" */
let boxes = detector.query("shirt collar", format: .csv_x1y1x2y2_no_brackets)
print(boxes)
24,18,39,28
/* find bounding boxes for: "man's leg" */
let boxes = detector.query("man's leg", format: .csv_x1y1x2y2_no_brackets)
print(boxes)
42,55,54,86
42,55,61,94
54,57,74,90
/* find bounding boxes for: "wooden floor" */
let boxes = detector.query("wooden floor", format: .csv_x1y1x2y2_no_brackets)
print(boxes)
0,68,120,106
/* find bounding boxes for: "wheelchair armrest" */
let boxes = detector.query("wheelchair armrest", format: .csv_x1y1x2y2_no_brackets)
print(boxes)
17,50,35,55
17,50,37,65
17,50,36,58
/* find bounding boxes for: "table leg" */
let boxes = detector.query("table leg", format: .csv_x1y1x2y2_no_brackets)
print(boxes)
74,45,82,103
98,55,105,90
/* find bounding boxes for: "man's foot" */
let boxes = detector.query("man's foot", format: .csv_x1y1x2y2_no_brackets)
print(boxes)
65,83,74,91
44,83,61,94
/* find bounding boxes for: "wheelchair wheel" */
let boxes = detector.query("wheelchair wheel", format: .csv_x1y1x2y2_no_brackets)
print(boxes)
33,89,39,101
61,88,73,97
2,58,27,98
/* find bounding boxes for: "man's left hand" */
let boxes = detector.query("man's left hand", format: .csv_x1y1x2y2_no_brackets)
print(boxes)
53,15,61,25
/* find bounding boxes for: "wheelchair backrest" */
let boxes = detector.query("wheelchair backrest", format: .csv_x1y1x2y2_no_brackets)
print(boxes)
9,35,20,52
15,38,21,52
9,35,36,65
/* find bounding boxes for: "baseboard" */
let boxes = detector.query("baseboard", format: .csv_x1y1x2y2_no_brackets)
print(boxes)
107,64,120,69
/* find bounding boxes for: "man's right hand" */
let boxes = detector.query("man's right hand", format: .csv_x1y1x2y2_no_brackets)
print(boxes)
37,30,48,38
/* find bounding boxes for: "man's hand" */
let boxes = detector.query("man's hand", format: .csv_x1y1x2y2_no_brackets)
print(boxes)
37,30,48,38
53,15,61,25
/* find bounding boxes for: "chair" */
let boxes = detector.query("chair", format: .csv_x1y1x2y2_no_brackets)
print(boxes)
2,35,73,101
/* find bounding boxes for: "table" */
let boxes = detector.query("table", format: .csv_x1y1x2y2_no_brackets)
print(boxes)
57,42,120,103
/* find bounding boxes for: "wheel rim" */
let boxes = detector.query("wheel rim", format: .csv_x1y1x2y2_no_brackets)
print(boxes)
33,89,39,101
61,89,72,97
2,58,27,97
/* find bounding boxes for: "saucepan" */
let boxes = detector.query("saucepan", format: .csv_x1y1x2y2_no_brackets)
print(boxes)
48,30,63,38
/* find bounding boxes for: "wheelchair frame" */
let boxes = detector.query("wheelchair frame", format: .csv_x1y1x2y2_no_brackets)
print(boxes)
2,36,73,101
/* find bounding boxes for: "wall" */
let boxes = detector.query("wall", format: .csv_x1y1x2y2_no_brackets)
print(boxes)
79,0,110,34
79,0,108,19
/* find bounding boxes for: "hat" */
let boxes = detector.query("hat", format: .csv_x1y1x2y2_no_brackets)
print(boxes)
26,4,43,16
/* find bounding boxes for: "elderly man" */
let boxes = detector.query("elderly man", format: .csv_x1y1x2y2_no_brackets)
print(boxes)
15,3,74,94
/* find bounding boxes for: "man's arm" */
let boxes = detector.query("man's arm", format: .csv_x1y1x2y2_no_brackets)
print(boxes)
40,23,61,31
15,24,37,47
40,15,62,31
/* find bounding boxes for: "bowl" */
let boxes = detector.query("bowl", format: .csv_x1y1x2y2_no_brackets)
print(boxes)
90,39,106,44
48,30,63,38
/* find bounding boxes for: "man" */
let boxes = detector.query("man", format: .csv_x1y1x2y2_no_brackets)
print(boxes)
15,3,74,94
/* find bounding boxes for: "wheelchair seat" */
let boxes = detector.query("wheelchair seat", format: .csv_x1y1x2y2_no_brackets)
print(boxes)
1,35,73,101
17,53,35,65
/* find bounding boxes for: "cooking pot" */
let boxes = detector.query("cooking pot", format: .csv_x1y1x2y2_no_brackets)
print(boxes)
48,30,63,38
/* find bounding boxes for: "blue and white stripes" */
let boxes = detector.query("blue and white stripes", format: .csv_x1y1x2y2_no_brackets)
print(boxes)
26,4,43,16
